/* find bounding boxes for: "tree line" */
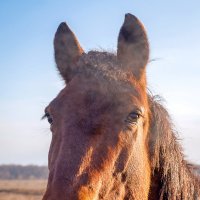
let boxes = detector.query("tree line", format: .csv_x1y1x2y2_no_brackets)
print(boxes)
0,165,48,180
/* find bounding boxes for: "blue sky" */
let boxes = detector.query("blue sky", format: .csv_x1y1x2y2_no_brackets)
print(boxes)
0,0,200,165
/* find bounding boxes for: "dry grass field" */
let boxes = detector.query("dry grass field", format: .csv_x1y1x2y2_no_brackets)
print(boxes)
0,180,47,200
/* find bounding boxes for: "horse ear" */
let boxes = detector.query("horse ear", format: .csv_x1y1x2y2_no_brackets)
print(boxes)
117,14,149,82
54,22,84,82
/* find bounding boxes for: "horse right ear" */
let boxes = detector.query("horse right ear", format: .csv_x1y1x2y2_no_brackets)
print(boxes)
54,22,84,83
117,14,149,82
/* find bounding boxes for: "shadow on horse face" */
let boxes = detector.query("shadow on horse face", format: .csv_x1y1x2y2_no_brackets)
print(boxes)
43,14,151,200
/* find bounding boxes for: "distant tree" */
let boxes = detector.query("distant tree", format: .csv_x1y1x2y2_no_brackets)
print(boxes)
0,165,48,180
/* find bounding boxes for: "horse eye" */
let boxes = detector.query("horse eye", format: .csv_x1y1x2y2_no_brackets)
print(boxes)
129,112,140,120
125,112,141,124
47,116,53,124
43,112,53,124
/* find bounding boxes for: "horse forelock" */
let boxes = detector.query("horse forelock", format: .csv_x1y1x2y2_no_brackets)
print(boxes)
149,95,200,199
76,51,136,83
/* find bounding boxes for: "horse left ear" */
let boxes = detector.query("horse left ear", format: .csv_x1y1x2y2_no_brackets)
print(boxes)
54,22,84,83
117,14,149,81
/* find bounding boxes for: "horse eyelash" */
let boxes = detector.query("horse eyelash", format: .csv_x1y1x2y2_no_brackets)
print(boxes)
41,113,48,120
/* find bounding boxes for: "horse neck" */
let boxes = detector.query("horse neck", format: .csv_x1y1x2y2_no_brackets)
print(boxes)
148,96,200,200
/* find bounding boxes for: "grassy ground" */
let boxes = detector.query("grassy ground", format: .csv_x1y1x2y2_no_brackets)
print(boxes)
0,180,47,200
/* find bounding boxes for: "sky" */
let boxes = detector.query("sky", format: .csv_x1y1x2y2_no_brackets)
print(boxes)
0,0,200,165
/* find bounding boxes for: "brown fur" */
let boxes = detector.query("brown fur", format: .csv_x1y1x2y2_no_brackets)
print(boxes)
42,51,150,200
43,13,151,200
42,13,200,200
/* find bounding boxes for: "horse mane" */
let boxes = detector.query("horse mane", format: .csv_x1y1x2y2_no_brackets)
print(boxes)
148,95,200,199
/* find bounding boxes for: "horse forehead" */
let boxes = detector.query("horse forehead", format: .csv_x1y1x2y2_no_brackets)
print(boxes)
55,76,141,107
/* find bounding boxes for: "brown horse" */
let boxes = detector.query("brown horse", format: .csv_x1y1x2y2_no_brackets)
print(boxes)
42,14,200,199
43,13,151,200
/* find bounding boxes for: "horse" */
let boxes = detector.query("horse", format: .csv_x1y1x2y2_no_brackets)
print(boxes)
42,13,200,199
